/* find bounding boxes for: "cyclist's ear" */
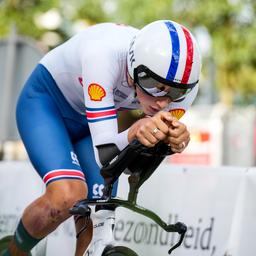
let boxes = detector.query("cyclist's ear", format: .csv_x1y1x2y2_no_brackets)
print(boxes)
96,143,120,166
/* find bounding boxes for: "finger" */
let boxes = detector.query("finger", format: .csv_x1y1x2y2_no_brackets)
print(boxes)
150,124,169,141
155,111,174,122
152,113,174,135
170,147,183,153
141,126,168,146
137,126,159,145
168,124,187,138
171,118,181,128
167,127,190,142
143,117,169,139
137,137,155,147
170,141,187,153
154,111,176,127
168,132,190,145
163,115,179,128
170,137,190,151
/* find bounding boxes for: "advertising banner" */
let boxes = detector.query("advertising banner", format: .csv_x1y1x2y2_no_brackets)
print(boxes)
0,161,76,256
0,161,48,255
1,162,255,256
115,165,256,256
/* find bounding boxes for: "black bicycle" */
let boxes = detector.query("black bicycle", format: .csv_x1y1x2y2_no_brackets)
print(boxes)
70,140,187,256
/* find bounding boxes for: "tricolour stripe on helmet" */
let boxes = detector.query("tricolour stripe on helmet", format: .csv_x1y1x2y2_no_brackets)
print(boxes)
181,26,194,84
164,21,180,81
164,21,194,84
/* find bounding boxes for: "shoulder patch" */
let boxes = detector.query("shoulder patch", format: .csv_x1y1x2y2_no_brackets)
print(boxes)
88,83,106,101
170,109,185,120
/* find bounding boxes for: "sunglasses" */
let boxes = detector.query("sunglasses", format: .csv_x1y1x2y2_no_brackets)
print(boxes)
134,65,198,101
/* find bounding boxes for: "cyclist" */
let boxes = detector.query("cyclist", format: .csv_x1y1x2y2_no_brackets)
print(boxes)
1,20,201,256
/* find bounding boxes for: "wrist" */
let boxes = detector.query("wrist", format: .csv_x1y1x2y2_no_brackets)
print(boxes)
128,122,137,143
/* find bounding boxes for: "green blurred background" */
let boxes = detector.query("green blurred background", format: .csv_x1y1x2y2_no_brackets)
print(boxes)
0,0,255,106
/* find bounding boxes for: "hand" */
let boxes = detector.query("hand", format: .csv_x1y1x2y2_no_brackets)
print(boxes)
128,111,175,147
165,118,190,153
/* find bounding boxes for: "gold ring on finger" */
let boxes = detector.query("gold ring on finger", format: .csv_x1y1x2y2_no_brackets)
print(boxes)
152,128,159,135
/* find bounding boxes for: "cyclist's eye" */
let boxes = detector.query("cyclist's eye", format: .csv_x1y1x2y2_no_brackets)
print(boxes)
138,72,149,79
156,85,170,92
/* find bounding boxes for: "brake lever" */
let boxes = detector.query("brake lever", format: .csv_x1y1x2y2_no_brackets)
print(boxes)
69,201,91,217
167,222,187,254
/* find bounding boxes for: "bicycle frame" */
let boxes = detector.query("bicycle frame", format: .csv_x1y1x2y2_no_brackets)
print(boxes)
70,140,187,255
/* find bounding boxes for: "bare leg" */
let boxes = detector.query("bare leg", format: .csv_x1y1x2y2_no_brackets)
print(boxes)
74,217,93,256
7,179,88,256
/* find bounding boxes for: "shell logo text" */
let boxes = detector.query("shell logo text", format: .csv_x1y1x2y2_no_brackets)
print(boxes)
88,83,106,101
170,109,185,120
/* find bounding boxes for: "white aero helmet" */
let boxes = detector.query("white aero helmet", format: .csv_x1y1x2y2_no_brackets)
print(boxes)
127,20,201,101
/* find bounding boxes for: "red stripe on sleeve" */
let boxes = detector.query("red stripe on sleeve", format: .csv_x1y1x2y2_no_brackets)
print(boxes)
86,109,117,118
43,170,85,183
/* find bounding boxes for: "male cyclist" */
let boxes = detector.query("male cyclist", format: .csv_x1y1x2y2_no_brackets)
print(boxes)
1,20,201,256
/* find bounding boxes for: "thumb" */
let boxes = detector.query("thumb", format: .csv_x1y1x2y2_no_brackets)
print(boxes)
158,111,174,122
170,117,180,127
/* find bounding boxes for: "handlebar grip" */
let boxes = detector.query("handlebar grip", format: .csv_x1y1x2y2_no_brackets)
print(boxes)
131,139,174,157
69,203,91,217
166,222,187,234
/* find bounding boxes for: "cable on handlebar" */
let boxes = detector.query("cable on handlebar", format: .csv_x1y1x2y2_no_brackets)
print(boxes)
69,204,91,239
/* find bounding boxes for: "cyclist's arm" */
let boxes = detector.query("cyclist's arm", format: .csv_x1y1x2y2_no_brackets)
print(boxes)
81,43,130,166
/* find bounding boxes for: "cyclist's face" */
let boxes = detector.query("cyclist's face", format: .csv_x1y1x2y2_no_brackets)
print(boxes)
136,86,171,116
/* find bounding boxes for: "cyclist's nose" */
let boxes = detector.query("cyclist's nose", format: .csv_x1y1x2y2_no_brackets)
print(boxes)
155,98,171,109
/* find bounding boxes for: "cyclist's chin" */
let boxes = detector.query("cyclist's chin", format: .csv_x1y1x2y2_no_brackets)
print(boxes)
142,107,152,116
145,106,158,116
139,102,158,116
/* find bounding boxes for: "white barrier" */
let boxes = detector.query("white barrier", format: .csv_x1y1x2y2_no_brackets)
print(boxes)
0,161,256,256
116,165,256,256
0,161,76,256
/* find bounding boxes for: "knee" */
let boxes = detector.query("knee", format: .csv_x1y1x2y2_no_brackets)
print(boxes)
45,179,88,216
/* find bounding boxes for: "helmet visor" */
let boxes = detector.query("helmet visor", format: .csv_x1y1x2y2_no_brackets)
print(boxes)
137,74,192,101
134,65,198,101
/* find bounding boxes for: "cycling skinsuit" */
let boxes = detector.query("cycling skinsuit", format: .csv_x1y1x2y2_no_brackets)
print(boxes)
16,23,198,199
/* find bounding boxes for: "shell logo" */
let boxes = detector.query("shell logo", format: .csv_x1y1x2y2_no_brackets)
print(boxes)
170,109,185,120
88,83,106,101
